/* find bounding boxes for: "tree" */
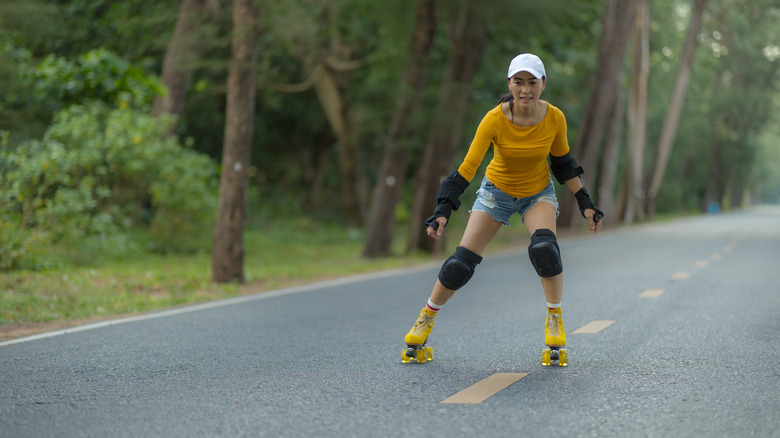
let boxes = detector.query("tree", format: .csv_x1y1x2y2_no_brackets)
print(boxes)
596,85,625,224
153,0,211,123
559,0,641,228
621,0,650,223
363,0,437,258
700,0,779,211
407,0,487,254
212,0,258,284
312,57,363,226
270,0,367,227
645,0,707,218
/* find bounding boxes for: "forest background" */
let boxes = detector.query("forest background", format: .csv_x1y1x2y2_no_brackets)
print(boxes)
1,0,778,333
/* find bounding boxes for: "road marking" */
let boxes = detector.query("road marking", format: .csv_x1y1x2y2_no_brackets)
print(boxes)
440,373,528,404
572,320,616,334
639,288,665,298
710,253,723,260
671,271,691,280
694,261,709,268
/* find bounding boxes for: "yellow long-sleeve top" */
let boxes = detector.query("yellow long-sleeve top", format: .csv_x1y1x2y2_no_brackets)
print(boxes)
457,102,570,198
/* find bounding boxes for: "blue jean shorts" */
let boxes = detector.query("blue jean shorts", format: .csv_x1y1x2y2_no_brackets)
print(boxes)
470,177,559,226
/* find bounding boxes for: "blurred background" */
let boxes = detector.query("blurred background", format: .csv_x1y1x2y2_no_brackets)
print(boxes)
0,0,778,316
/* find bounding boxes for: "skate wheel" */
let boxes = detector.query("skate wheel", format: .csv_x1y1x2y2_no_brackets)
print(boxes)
401,349,412,363
425,346,434,362
416,348,427,363
541,348,551,366
558,349,568,367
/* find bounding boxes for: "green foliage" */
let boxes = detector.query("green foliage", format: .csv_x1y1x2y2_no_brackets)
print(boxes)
0,38,49,144
753,121,780,203
1,0,778,244
25,48,165,112
657,0,780,210
0,102,217,271
1,42,167,146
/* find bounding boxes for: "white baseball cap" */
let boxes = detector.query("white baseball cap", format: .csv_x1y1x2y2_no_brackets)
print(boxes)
507,53,546,79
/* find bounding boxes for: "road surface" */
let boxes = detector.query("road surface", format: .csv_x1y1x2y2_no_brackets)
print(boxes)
2,206,779,437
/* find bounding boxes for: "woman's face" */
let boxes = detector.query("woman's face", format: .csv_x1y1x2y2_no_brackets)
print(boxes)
508,71,546,106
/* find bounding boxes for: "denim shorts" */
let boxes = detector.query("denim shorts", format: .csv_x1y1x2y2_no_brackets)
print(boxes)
470,177,559,226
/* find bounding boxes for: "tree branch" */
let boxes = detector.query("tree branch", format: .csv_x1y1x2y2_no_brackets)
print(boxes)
273,64,325,92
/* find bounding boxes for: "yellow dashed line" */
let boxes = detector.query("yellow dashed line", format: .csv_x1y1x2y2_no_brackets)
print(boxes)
440,373,528,404
694,261,709,268
572,320,616,334
639,288,665,298
672,272,691,280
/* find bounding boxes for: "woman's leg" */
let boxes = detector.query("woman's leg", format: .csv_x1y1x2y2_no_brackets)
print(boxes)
404,211,503,348
429,211,503,305
522,201,562,304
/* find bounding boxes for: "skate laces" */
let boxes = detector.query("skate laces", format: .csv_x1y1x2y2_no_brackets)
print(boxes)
412,312,434,335
546,312,562,338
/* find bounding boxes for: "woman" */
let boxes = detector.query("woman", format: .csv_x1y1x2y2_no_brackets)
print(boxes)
402,53,603,365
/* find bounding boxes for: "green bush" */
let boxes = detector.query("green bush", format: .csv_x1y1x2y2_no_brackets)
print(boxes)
0,102,217,271
25,48,164,112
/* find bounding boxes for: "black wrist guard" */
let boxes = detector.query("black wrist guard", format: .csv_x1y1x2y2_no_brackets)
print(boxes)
575,187,604,222
425,170,470,230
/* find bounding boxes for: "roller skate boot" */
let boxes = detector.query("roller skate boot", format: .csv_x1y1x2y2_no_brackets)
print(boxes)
541,307,568,367
401,307,436,363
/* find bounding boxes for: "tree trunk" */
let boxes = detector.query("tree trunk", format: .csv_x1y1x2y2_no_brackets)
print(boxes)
560,0,640,228
271,2,364,227
408,0,486,254
646,0,707,218
311,63,364,226
729,184,744,209
212,0,258,284
596,86,624,226
153,0,206,123
623,0,649,224
274,59,363,226
363,0,437,258
703,139,723,212
301,126,336,212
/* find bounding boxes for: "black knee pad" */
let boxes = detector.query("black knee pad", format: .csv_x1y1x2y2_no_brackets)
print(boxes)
528,229,562,277
438,246,483,290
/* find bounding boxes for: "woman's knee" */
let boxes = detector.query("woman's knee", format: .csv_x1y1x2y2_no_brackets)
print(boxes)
438,246,483,290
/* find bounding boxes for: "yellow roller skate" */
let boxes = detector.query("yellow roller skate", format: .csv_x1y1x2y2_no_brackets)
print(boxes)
541,307,568,367
401,307,436,363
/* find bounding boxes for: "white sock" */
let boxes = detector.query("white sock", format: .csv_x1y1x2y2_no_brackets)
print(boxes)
426,299,443,312
546,302,561,309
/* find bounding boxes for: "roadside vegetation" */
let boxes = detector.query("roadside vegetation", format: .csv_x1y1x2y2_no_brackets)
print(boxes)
0,198,545,335
0,213,428,328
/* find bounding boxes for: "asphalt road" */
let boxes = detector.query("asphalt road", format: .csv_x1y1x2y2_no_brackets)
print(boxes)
2,206,779,438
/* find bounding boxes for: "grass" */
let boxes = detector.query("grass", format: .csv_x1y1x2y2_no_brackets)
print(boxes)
0,201,602,338
0,215,464,331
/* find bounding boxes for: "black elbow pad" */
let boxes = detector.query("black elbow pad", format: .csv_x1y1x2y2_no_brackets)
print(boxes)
549,152,584,185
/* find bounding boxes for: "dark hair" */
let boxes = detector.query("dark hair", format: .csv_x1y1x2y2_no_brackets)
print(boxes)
497,94,513,105
497,94,514,121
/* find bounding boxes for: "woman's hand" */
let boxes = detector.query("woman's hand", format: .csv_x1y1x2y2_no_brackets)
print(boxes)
584,208,602,234
426,217,448,240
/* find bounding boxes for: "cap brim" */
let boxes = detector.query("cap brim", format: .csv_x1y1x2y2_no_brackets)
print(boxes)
507,68,544,79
